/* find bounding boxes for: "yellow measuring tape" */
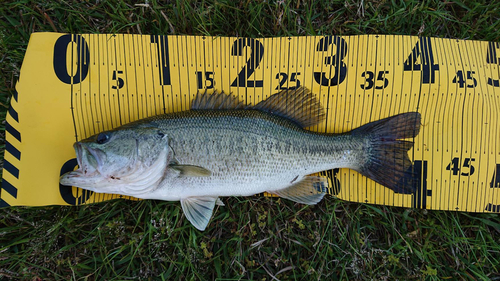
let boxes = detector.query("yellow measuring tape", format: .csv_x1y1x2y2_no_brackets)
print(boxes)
2,33,499,212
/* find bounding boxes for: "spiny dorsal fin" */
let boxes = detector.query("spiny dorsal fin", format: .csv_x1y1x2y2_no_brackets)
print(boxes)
191,90,245,110
252,87,325,128
191,87,325,128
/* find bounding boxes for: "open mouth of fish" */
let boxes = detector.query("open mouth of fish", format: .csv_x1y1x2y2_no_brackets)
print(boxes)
63,142,104,180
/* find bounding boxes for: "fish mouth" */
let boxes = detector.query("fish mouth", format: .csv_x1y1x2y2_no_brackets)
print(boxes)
60,142,103,186
75,142,84,170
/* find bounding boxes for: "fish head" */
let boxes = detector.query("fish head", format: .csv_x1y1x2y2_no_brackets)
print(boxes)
60,125,172,197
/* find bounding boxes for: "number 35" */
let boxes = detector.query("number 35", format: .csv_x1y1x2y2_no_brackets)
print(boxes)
360,70,389,90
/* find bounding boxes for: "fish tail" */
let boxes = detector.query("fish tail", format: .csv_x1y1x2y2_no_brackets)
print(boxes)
352,112,421,194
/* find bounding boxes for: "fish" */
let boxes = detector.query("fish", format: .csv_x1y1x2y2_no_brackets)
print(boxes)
60,87,421,231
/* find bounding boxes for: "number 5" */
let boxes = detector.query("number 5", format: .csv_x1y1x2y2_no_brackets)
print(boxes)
112,70,124,89
461,158,475,176
375,71,389,89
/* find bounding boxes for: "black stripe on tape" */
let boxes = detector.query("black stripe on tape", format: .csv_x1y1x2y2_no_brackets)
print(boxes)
488,78,500,87
5,141,20,160
4,160,19,179
5,122,21,142
1,179,18,198
0,198,10,208
485,203,500,213
8,106,18,122
13,89,18,102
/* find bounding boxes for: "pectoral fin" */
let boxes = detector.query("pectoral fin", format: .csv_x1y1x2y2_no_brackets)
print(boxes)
170,165,212,177
270,176,328,205
180,196,219,231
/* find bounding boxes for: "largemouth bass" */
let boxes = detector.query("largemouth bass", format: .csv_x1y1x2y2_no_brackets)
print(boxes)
60,87,421,230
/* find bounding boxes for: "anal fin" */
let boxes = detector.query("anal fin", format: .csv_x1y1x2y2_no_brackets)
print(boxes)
270,176,327,205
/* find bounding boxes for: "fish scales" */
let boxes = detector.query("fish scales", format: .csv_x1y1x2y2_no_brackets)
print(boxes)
147,109,365,198
60,87,421,230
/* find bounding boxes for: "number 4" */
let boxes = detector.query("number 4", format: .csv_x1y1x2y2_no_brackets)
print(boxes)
403,37,439,84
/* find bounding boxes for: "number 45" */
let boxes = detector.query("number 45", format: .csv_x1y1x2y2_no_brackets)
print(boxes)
452,70,477,88
446,157,475,176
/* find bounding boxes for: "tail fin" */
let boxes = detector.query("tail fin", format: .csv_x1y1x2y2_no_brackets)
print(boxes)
352,112,421,194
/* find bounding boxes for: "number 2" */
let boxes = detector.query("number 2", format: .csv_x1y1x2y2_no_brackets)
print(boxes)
230,38,264,87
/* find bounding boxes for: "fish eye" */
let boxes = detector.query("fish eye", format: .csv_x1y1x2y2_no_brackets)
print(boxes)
96,132,110,144
157,131,165,138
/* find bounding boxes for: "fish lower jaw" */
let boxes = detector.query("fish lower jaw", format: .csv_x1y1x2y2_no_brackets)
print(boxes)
60,170,102,188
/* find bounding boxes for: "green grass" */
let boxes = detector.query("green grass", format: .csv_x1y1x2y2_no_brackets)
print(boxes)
1,0,500,279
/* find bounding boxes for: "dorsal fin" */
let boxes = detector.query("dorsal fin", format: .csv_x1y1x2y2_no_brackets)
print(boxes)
190,87,325,128
191,90,245,110
252,87,325,128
